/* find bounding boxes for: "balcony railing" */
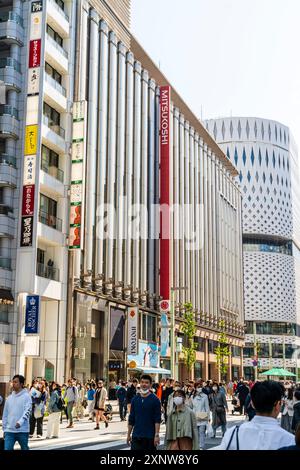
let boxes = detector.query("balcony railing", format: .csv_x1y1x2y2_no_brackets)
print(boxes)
0,57,21,73
0,154,16,167
49,0,69,21
41,162,64,182
0,105,19,120
46,33,68,58
36,262,60,281
0,257,11,269
0,11,24,27
39,209,62,231
43,115,65,139
45,72,67,97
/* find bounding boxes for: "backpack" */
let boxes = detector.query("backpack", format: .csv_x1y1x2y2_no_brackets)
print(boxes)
56,396,64,411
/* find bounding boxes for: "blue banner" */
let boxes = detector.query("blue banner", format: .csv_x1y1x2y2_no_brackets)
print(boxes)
25,295,40,334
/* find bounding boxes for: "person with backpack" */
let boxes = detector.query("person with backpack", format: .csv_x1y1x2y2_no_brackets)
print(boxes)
46,382,63,439
64,378,79,428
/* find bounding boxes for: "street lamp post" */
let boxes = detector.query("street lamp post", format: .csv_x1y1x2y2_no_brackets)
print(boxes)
170,287,188,380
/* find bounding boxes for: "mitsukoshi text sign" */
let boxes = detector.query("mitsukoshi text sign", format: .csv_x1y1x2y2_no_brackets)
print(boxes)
160,85,171,300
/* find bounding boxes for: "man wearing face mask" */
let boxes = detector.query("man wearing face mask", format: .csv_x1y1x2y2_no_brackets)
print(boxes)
127,375,161,451
192,381,210,449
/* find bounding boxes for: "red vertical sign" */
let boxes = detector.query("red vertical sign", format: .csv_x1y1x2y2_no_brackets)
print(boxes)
29,39,41,68
160,86,171,300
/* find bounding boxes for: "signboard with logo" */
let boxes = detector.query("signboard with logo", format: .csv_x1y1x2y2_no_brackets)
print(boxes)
160,312,170,357
20,216,34,247
20,1,44,249
69,101,86,249
25,295,40,334
160,86,171,300
127,307,138,355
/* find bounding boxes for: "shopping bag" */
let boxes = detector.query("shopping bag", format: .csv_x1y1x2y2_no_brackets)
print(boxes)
206,422,214,438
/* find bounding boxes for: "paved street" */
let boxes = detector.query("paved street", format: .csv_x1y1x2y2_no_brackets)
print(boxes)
0,402,246,451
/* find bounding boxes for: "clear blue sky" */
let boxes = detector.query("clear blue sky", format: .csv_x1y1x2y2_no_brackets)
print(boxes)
132,0,300,148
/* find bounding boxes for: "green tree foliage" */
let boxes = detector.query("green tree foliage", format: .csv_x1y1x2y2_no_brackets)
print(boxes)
180,303,197,378
215,320,230,380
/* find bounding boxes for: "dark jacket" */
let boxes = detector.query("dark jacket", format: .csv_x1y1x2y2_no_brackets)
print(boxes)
117,387,127,403
236,384,249,402
126,385,137,404
244,393,256,420
292,402,300,432
129,393,161,439
162,387,173,406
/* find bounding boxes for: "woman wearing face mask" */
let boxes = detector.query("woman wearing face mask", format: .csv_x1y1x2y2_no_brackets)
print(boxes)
192,382,210,450
210,382,228,438
281,387,295,433
166,382,181,417
165,390,199,450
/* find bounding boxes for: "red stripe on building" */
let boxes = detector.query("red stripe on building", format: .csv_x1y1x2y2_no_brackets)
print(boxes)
160,86,171,300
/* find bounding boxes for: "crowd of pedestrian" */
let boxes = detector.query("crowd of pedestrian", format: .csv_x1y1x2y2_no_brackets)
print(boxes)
1,374,300,451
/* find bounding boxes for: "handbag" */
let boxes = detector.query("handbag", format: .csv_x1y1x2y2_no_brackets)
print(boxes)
206,422,214,438
196,411,208,421
34,403,43,419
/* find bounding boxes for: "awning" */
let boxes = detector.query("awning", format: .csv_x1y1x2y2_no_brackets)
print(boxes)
0,289,14,305
130,367,171,375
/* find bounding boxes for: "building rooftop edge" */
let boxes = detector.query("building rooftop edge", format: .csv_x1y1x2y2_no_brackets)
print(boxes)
130,36,238,177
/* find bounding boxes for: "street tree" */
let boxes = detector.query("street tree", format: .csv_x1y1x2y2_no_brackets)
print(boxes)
215,320,231,381
180,303,197,380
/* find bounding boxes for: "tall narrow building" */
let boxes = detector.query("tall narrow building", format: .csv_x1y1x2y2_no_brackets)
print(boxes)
206,117,300,380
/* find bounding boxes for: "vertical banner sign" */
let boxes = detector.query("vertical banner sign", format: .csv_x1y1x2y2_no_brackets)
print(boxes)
127,307,138,355
160,312,171,357
160,86,171,300
69,101,86,249
20,1,43,247
25,295,40,334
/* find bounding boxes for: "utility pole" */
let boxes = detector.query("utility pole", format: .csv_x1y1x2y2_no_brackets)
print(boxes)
170,286,188,380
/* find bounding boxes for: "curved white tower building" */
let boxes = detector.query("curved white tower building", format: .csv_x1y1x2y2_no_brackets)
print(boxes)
206,117,300,380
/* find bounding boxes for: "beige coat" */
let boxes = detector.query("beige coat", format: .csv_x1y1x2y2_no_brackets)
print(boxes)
165,405,199,450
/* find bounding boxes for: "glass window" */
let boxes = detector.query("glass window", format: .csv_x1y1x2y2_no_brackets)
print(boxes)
194,337,205,352
37,248,45,265
285,344,298,359
140,313,157,343
45,62,62,84
232,346,241,357
245,322,253,334
209,340,218,353
43,102,60,126
259,343,270,357
243,346,254,358
0,304,9,323
46,24,63,47
272,343,283,358
42,145,59,170
40,194,57,218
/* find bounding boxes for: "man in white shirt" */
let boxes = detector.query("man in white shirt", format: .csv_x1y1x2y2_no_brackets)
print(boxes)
216,380,295,450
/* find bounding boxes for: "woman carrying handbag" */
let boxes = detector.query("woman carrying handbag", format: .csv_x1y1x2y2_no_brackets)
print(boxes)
192,381,210,449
